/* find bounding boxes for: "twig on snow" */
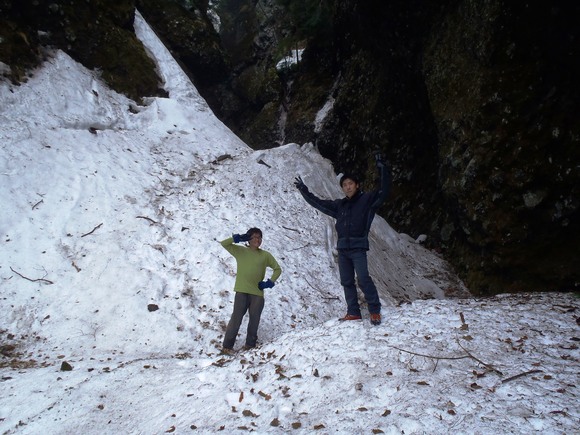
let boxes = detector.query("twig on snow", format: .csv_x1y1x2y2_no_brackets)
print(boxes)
388,339,504,376
10,267,54,285
288,243,311,252
32,199,43,210
81,223,103,237
211,154,232,164
137,215,158,225
304,277,317,292
455,338,504,376
303,277,340,301
388,345,470,362
501,369,542,384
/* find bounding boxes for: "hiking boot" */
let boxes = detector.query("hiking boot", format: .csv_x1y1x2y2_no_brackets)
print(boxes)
220,347,234,355
339,314,362,321
370,313,381,325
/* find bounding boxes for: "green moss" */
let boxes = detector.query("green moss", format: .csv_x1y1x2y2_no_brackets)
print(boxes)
0,18,42,83
242,102,282,149
0,1,161,101
75,27,161,102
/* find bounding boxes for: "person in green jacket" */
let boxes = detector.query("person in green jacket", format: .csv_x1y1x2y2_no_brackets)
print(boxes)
220,227,282,354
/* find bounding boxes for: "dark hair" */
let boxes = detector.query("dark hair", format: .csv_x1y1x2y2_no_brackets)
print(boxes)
246,227,263,238
340,173,360,187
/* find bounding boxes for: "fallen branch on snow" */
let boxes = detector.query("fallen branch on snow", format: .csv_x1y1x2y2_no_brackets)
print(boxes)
456,338,503,376
303,276,339,300
137,215,158,225
10,267,54,285
388,345,471,363
501,369,542,384
81,223,103,237
388,340,503,376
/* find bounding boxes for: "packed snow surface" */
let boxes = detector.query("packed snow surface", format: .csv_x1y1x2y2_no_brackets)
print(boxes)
1,11,578,435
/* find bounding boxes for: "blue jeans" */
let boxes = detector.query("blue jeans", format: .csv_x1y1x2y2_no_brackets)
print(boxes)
223,292,265,349
338,249,381,316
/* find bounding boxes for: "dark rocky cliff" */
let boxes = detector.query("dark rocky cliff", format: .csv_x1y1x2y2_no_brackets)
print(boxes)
1,0,578,294
211,0,580,295
421,2,579,293
0,0,162,101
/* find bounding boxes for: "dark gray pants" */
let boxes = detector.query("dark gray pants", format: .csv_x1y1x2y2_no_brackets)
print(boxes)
223,292,265,349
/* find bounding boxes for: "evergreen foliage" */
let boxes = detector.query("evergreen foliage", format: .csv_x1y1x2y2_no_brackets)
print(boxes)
276,0,333,43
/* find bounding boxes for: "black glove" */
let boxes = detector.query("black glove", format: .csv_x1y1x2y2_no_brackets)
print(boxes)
294,176,309,193
258,279,275,290
233,232,251,243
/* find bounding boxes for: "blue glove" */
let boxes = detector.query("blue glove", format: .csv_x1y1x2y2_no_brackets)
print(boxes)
258,279,275,290
294,176,309,193
233,232,251,243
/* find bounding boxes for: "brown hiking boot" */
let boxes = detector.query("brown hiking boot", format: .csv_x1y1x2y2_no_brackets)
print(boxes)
339,314,362,321
370,313,381,325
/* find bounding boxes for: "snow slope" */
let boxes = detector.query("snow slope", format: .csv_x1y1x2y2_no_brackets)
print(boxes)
0,11,578,435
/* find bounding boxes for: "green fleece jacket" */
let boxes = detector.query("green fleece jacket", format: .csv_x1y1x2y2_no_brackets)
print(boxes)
220,237,282,296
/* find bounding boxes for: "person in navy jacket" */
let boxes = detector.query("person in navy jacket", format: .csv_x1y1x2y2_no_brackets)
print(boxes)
294,154,391,325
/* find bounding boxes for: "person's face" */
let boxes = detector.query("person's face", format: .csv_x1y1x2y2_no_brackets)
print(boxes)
341,179,359,198
248,233,262,249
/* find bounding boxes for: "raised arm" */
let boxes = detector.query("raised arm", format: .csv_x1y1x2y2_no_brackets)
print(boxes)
371,155,392,208
294,176,339,218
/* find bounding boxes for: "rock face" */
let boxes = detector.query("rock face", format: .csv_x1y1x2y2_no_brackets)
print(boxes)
218,0,580,294
137,0,231,109
421,2,580,293
0,0,163,101
1,0,578,294
209,0,287,148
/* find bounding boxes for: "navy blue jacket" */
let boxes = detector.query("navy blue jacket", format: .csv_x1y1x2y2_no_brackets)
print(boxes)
298,165,391,250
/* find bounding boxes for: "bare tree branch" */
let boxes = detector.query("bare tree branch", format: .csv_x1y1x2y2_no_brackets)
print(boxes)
137,216,158,225
10,267,53,285
455,338,503,376
388,339,504,377
288,243,311,252
302,277,340,301
81,223,103,237
388,345,470,361
501,369,542,384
